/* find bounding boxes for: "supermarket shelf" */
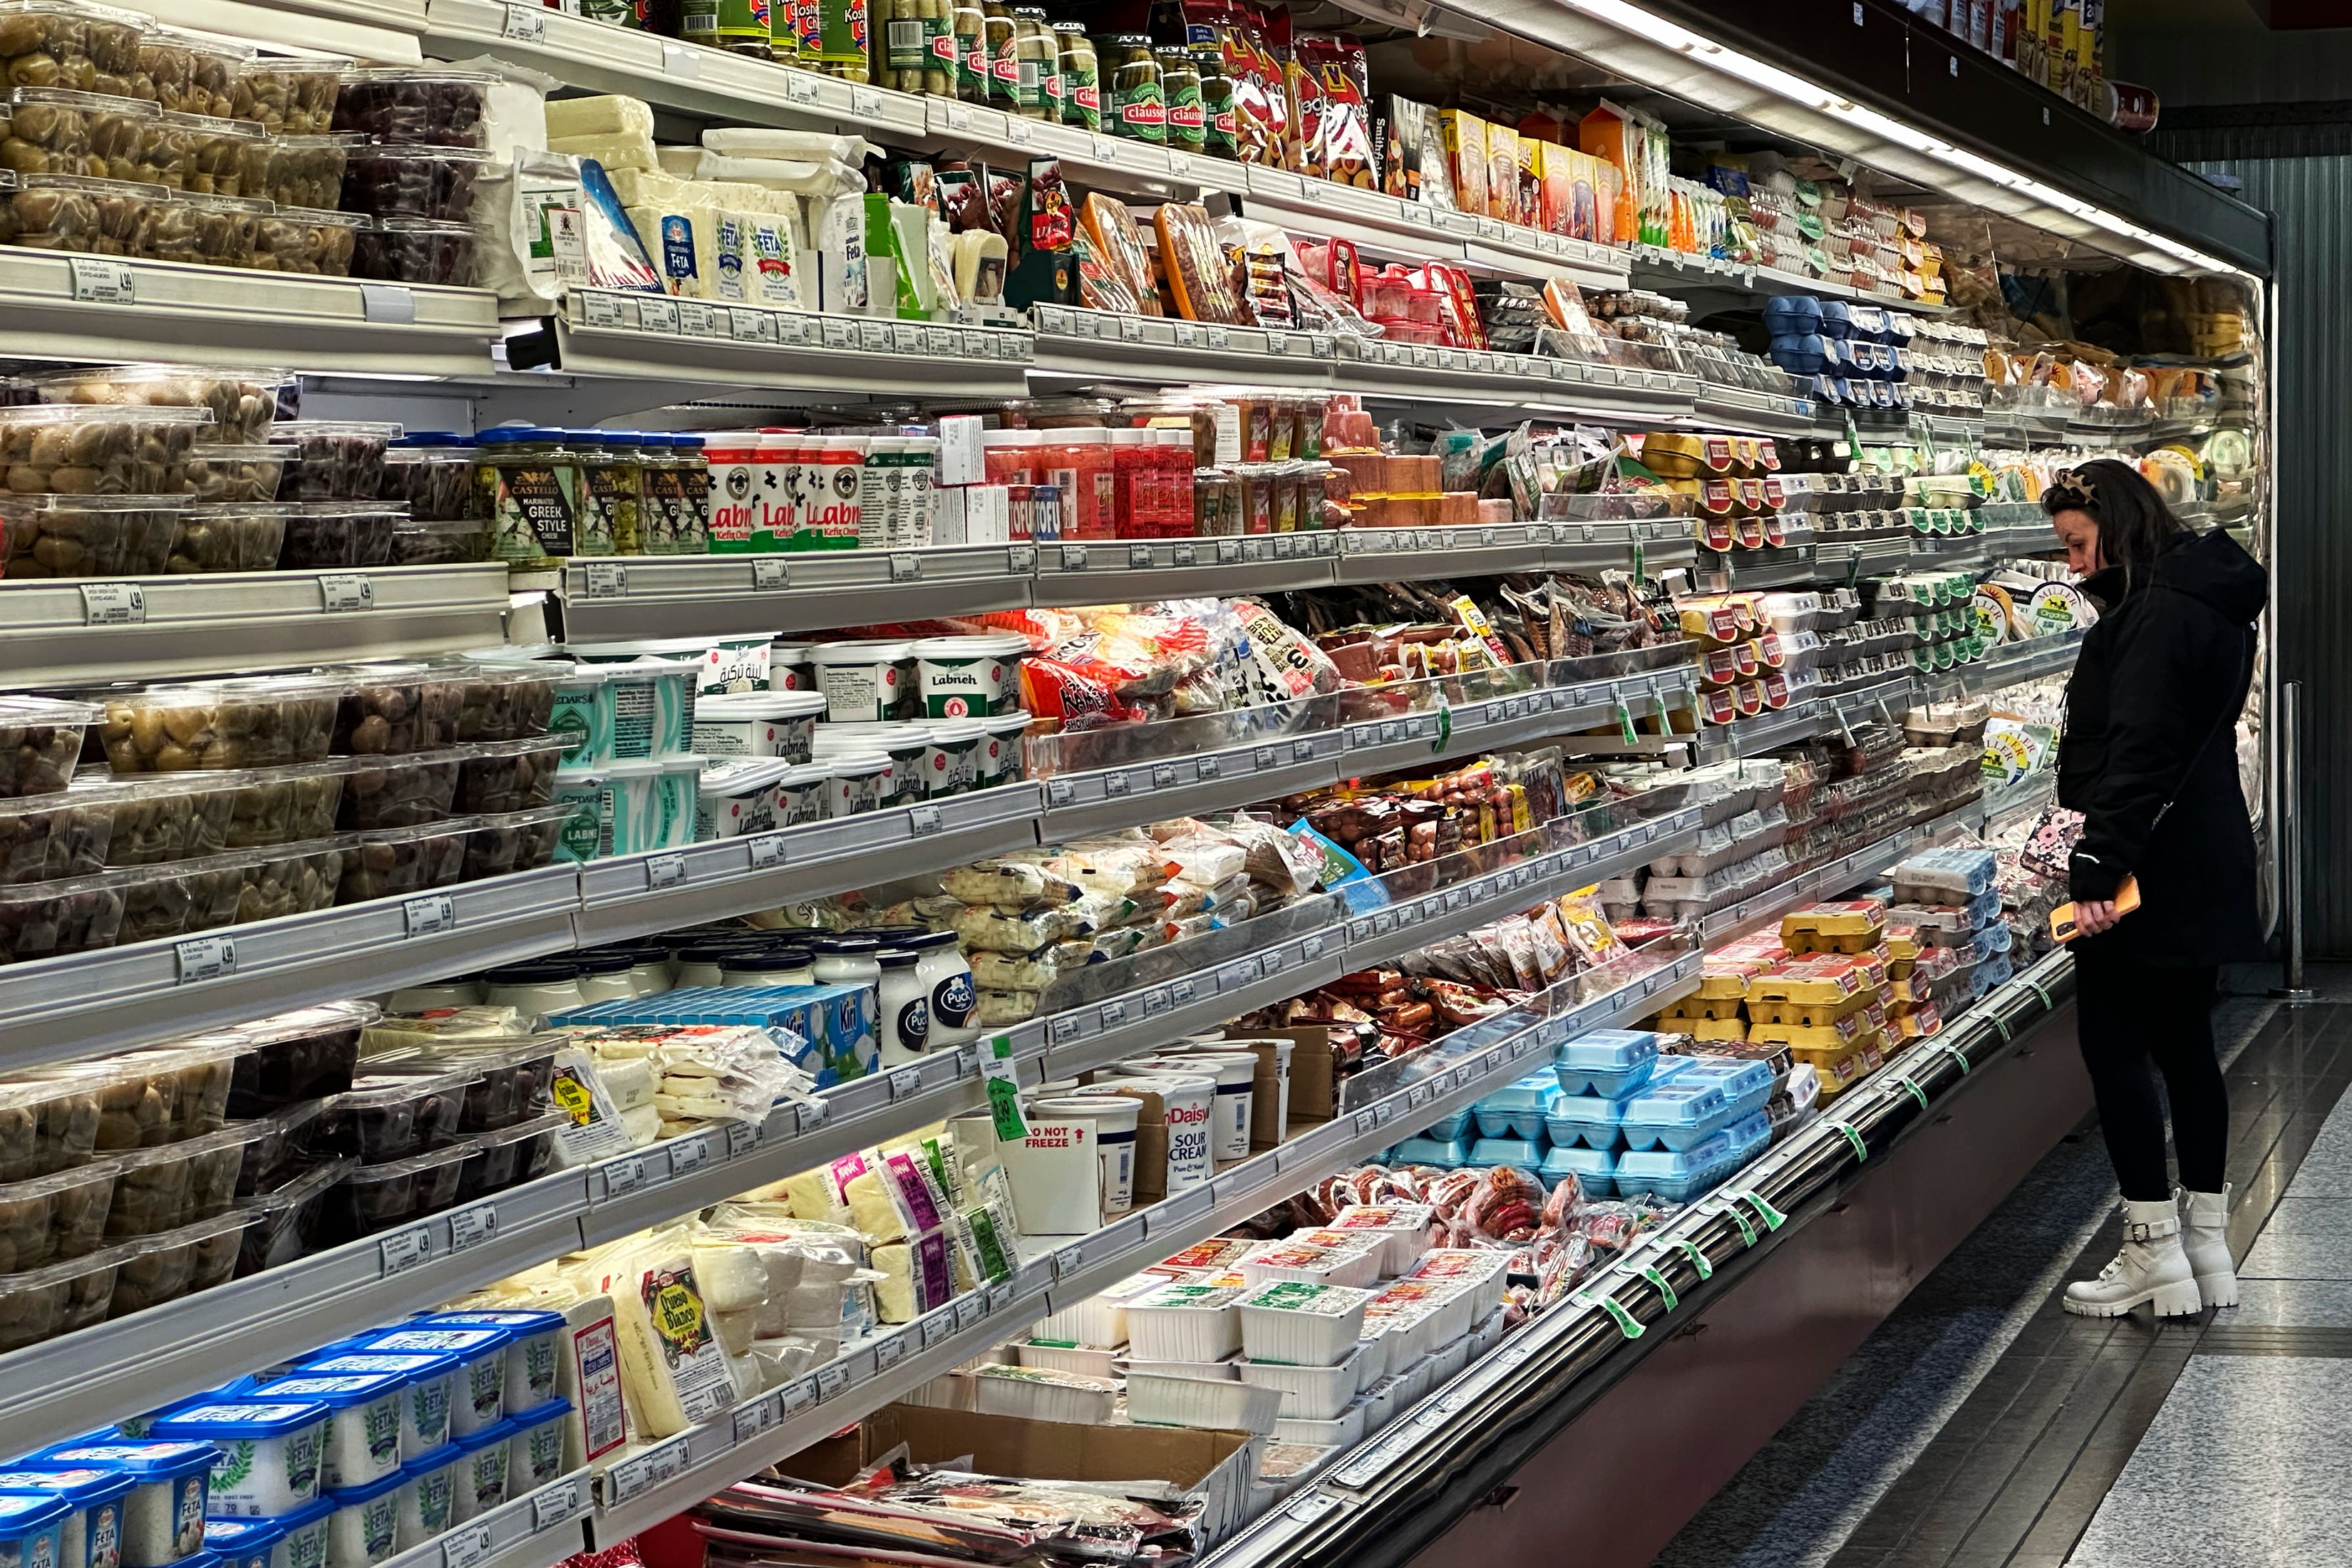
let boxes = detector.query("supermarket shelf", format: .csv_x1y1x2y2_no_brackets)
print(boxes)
1030,307,1337,389
0,865,582,1076
1813,535,1914,576
550,292,1031,397
1236,172,1629,294
1627,247,1943,315
1334,521,1546,582
1920,630,2085,702
1820,673,1921,735
0,1157,594,1453
927,101,1245,202
555,545,1036,641
584,949,1684,1544
374,1474,592,1568
1689,388,1821,438
1333,338,1697,422
1230,950,2072,1568
1695,542,1821,591
1033,533,1337,604
1691,699,1827,762
1542,515,1701,576
572,785,1044,948
0,566,515,688
1693,795,1987,947
1038,727,1348,842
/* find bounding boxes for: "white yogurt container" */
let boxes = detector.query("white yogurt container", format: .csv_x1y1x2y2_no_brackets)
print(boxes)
813,750,889,817
923,719,986,795
1235,1282,1373,1368
549,768,607,861
1087,1073,1214,1195
695,759,785,840
907,634,1029,718
25,1443,216,1568
812,725,929,807
1080,1093,1138,1217
0,1468,137,1568
502,1400,571,1492
654,755,703,848
387,1448,457,1554
976,711,1031,788
319,1472,400,1568
296,1353,459,1460
689,691,827,760
807,639,916,721
354,1329,510,1439
772,761,834,826
599,760,665,856
1001,1098,1115,1234
247,1374,406,1489
415,1312,565,1412
145,1405,329,1521
767,641,813,692
446,1425,511,1525
0,1497,71,1568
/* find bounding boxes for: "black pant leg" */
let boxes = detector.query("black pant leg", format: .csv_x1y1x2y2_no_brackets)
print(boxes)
2142,964,2228,1193
2074,945,2177,1202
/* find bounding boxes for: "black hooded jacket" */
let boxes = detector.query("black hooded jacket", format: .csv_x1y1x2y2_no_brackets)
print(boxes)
2058,526,2267,965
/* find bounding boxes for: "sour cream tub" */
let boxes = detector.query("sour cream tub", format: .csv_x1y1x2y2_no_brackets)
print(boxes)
0,1468,136,1568
813,726,927,808
599,660,691,760
295,1354,458,1460
545,664,614,770
688,691,826,760
908,634,1029,718
317,1473,399,1568
806,640,915,721
694,759,787,839
976,711,1031,788
654,756,703,849
244,1373,406,1489
0,1496,72,1568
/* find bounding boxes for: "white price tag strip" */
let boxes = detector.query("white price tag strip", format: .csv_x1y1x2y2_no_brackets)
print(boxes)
442,1523,495,1568
173,935,236,984
78,583,145,625
448,1202,498,1253
379,1227,430,1276
401,894,455,939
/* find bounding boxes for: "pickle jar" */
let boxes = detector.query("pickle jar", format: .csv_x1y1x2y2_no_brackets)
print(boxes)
1195,43,1236,159
1157,45,1203,155
983,1,1018,108
877,0,953,94
1006,7,1053,116
641,434,711,555
1106,35,1165,143
1052,23,1095,130
952,0,989,100
576,430,643,556
680,0,774,58
480,428,584,563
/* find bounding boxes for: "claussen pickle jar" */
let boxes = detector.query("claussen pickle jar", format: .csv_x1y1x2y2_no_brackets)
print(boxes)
1053,22,1095,130
1157,44,1203,154
1107,35,1164,143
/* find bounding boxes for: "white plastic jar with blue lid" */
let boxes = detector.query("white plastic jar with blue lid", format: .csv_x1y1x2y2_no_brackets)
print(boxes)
243,1497,330,1568
500,1400,571,1493
386,1448,458,1554
349,1329,510,1438
201,1517,281,1568
0,1467,138,1568
318,1472,400,1568
146,1405,329,1520
245,1374,406,1490
411,1311,564,1410
23,1442,218,1568
294,1353,458,1459
0,1494,73,1568
445,1424,512,1525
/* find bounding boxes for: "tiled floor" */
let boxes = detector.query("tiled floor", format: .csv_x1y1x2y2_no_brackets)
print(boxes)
1654,984,2352,1568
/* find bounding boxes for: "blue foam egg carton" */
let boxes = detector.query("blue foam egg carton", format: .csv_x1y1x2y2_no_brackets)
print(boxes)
1763,294,1822,331
1617,1073,1732,1153
1667,1056,1777,1126
1472,1073,1562,1140
1468,1136,1544,1170
1817,298,1852,338
1422,1105,1472,1143
1614,1128,1741,1203
1554,1028,1661,1098
1392,1135,1468,1168
1541,1145,1616,1198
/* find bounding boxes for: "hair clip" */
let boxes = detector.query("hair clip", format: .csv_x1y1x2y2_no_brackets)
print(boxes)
2050,468,2098,502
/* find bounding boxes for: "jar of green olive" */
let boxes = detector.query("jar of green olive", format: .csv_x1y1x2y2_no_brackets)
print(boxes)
1107,34,1165,143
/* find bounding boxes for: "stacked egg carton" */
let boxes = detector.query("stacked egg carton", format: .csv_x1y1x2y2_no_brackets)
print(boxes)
1762,297,1919,413
1884,847,2013,1035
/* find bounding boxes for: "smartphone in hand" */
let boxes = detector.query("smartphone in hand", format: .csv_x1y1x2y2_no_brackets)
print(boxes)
2051,876,2142,943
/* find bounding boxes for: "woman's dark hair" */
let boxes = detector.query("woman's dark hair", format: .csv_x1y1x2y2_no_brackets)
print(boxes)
2041,458,2187,584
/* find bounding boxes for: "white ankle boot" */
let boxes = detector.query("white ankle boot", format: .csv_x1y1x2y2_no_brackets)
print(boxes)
2063,1198,2204,1319
2179,1185,2239,1309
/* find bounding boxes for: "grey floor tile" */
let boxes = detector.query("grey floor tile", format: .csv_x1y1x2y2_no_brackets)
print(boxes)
2237,1196,2352,1234
2238,1220,2352,1280
2067,1356,2352,1567
2226,1277,2352,1326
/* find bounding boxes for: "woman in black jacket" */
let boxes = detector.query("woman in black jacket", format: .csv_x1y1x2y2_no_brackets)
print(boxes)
2042,459,2266,1320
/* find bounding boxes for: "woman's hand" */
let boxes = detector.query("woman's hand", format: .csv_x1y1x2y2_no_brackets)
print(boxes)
2072,899,2124,937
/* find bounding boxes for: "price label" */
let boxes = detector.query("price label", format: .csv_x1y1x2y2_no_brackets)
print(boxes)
1060,545,1089,571
1049,1014,1080,1045
814,1361,851,1400
449,1202,498,1253
1292,738,1316,763
401,894,455,939
1311,336,1334,359
979,1033,1026,1141
1170,977,1196,1005
732,1400,776,1445
443,1524,495,1568
1009,545,1036,573
1044,778,1076,808
781,1379,816,1415
890,553,922,582
1215,538,1241,564
669,1133,714,1175
638,296,681,334
726,1118,762,1160
909,804,943,835
892,323,922,353
604,1155,649,1197
173,935,236,984
1219,959,1258,991
379,1227,430,1276
872,1334,906,1371
661,40,701,76
956,1293,987,1330
1151,763,1178,789
731,308,775,344
645,1440,687,1485
1174,324,1201,348
582,560,628,597
645,853,686,890
889,1066,923,1100
1261,949,1284,976
746,832,785,871
500,0,548,39
532,1479,583,1531
316,573,376,613
1206,326,1231,350
581,292,629,329
850,86,884,117
1141,988,1170,1016
1195,753,1219,778
78,582,145,625
1101,769,1130,798
1099,998,1128,1029
785,72,822,105
1303,934,1325,960
1254,746,1278,770
820,316,853,349
919,1311,950,1348
859,321,891,352
1054,1244,1086,1279
67,257,134,304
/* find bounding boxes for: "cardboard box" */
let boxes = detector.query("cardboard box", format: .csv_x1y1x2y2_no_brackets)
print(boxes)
1439,109,1490,218
781,1404,1265,1549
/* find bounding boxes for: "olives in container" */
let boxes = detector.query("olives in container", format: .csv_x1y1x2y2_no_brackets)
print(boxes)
134,25,250,117
0,1076,105,1180
148,188,264,266
110,860,197,944
278,502,403,569
269,419,395,501
453,1110,562,1200
250,202,360,276
458,803,569,881
0,865,136,961
0,696,97,797
98,674,346,773
350,214,475,288
319,661,465,756
434,660,559,742
1,494,188,578
232,55,343,135
331,66,490,148
114,1036,242,1139
379,439,475,521
0,1,150,98
224,1000,371,1118
222,758,349,847
177,447,286,505
169,856,243,935
239,130,354,208
229,838,346,922
336,753,458,831
0,86,157,178
388,518,490,565
336,818,466,904
173,494,291,568
234,1157,346,1275
0,790,78,884
21,362,286,445
0,1161,117,1270
453,736,569,814
103,1208,248,1318
73,770,237,865
0,403,209,494
136,110,266,194
311,1066,475,1162
0,168,167,254
0,1245,120,1349
339,140,488,222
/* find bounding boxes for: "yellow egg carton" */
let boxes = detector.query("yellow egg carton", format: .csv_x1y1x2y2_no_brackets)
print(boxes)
1676,1014,1752,1042
1748,982,1884,1028
1749,1001,1887,1053
1658,993,1747,1023
1781,898,1889,954
1884,929,1922,962
1744,951,1888,1005
1786,1040,1869,1099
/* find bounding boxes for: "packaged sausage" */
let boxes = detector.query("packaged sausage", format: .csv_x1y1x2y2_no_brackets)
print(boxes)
1152,202,1248,325
1080,192,1160,314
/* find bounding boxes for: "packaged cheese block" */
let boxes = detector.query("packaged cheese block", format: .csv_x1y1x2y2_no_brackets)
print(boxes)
691,1241,772,1313
607,166,692,210
656,145,701,176
711,1307,758,1357
627,202,703,295
871,1242,916,1320
550,132,660,172
545,1294,626,1470
835,1154,909,1242
619,1103,661,1144
609,1244,740,1436
599,1056,655,1112
780,1166,847,1222
702,127,877,164
545,96,657,141
549,1046,637,1166
696,152,866,198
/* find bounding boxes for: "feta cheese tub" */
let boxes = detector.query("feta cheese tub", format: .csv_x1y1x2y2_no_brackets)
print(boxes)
293,1354,457,1460
0,1468,137,1568
446,1424,511,1525
244,1373,406,1490
229,1500,328,1568
500,1401,570,1492
387,1449,457,1553
0,1496,73,1568
22,1445,215,1568
146,1405,329,1520
200,1518,279,1568
348,1329,510,1438
413,1311,564,1410
317,1473,399,1568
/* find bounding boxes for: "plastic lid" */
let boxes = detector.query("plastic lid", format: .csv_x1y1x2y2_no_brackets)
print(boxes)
875,950,920,969
693,690,828,716
924,720,987,742
504,1396,573,1428
263,1497,335,1532
319,1468,405,1507
481,961,581,985
809,937,880,957
149,1403,330,1440
725,945,813,970
25,1442,224,1480
815,749,891,776
248,1372,408,1408
805,639,915,661
204,1519,287,1555
0,1495,72,1539
450,1418,515,1455
299,1351,464,1383
906,634,1031,659
398,1444,461,1477
358,1326,513,1357
414,1308,567,1335
1109,428,1150,445
0,1470,137,1507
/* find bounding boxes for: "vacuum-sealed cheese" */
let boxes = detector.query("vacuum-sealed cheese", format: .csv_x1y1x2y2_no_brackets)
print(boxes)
545,96,656,141
608,1242,741,1437
599,1056,655,1111
550,132,659,172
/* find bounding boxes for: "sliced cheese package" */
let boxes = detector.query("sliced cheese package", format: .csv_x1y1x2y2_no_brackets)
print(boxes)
545,95,657,141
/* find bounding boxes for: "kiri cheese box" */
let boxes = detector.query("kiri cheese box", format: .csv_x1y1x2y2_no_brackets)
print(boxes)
552,984,880,1085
